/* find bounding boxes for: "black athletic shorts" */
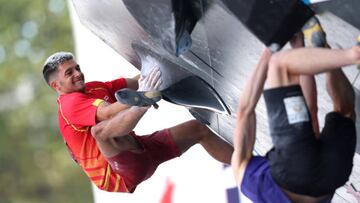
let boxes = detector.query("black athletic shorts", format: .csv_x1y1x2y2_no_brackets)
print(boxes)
263,85,356,197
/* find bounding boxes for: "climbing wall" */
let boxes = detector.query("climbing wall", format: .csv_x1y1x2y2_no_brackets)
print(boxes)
71,0,360,201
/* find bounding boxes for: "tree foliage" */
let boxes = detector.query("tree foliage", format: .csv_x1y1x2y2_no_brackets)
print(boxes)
0,1,93,202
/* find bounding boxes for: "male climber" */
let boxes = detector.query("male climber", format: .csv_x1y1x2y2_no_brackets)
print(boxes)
232,17,359,202
43,52,233,192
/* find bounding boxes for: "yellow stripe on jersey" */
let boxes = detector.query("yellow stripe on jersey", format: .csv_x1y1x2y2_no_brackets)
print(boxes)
114,174,121,192
92,99,104,107
87,87,108,93
87,168,105,177
103,164,112,190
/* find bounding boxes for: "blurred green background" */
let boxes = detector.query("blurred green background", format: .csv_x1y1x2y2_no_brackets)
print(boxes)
0,0,93,202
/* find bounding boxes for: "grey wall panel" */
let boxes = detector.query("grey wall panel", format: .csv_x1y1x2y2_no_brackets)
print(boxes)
71,1,360,200
316,0,360,29
70,0,360,147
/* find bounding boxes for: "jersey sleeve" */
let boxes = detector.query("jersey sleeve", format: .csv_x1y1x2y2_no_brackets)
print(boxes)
59,92,103,126
104,77,128,96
